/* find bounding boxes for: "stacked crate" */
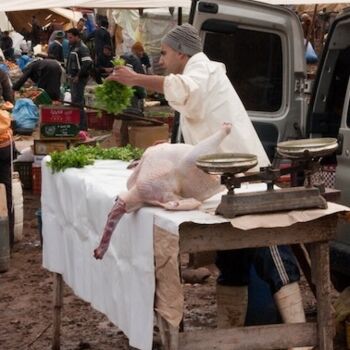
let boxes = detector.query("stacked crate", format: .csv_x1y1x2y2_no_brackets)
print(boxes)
31,106,81,194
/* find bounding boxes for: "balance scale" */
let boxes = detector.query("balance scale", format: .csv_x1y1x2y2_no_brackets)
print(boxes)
196,138,338,218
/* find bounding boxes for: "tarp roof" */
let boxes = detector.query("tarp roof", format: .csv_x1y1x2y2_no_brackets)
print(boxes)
2,0,350,12
5,8,82,32
1,0,191,12
255,0,350,4
0,11,13,30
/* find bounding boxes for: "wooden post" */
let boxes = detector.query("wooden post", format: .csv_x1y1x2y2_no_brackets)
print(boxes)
52,273,63,350
0,184,10,273
310,242,334,350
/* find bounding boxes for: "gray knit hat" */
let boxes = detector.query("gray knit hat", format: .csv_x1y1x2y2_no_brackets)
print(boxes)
161,23,202,56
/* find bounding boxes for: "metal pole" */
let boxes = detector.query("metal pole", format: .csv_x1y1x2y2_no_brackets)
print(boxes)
178,7,183,25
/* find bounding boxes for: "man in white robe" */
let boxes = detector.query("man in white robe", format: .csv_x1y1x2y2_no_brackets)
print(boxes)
108,23,309,350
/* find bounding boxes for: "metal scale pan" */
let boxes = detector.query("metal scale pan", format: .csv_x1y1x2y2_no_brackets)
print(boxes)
276,138,338,159
195,138,338,218
196,153,258,175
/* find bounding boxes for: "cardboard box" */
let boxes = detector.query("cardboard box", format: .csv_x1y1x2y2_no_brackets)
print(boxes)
127,123,169,149
34,140,70,155
40,106,80,125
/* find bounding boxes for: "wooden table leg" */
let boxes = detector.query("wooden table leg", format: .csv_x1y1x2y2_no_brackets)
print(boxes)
52,273,63,350
291,244,317,297
310,242,334,350
156,313,179,350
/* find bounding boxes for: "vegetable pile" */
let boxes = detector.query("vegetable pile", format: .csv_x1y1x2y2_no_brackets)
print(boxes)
47,144,144,173
94,58,134,115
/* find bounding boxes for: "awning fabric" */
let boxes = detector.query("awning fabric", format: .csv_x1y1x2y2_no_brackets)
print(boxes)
0,0,191,12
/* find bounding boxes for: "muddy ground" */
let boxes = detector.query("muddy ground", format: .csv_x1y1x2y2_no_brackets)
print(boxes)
0,190,347,350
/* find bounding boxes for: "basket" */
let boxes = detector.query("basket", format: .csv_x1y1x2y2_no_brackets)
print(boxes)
308,165,336,189
13,161,33,190
87,111,114,130
32,165,42,195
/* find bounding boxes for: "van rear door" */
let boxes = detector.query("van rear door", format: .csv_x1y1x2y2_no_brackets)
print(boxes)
306,11,350,231
190,0,306,161
305,9,350,289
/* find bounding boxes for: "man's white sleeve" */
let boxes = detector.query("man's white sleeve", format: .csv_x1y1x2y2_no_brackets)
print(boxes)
163,74,204,119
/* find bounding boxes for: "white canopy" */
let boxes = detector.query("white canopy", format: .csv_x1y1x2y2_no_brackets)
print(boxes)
0,0,191,12
3,0,350,12
255,0,350,4
78,0,191,8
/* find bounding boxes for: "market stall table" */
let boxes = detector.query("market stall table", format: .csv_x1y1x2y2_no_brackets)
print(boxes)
41,159,347,350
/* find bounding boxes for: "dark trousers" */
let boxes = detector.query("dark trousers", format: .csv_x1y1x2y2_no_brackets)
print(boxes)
70,78,88,130
216,245,300,294
0,143,15,248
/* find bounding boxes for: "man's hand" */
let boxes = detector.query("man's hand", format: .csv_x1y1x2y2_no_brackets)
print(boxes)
106,66,137,86
72,76,79,84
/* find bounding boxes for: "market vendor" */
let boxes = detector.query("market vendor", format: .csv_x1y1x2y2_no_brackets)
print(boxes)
0,31,14,61
94,44,114,84
0,71,16,253
48,31,65,64
0,69,14,104
66,28,93,130
12,58,63,101
108,23,309,345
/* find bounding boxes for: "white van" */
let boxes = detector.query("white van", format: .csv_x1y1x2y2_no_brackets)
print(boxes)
190,0,350,290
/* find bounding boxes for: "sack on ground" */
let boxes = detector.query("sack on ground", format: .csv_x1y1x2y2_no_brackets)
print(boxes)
12,98,39,130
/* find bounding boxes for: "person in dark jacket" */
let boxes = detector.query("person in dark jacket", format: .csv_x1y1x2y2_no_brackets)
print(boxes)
120,52,146,110
0,72,16,250
12,58,62,100
30,16,41,49
0,31,14,61
76,17,89,43
132,41,152,74
0,69,14,103
48,31,64,63
88,18,112,63
66,28,93,130
95,45,114,84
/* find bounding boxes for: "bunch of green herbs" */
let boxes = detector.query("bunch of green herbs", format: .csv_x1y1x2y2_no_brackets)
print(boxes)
47,144,144,173
94,58,134,115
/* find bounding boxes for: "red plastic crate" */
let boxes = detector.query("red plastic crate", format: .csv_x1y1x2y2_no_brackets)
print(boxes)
87,111,114,130
40,106,80,124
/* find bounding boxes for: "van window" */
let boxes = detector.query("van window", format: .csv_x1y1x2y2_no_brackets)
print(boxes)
203,27,283,112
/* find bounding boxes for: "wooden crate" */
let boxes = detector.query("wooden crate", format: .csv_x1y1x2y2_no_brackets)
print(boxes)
34,140,70,155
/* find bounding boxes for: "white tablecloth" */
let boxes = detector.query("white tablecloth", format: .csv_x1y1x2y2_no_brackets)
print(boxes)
41,159,349,350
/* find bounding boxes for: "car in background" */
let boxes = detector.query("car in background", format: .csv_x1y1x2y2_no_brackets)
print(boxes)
190,0,350,290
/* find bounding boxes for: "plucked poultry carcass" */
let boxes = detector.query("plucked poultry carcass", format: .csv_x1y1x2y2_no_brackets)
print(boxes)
94,122,232,259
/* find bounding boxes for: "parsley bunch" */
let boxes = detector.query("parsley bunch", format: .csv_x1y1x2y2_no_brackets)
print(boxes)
47,144,144,173
94,58,134,115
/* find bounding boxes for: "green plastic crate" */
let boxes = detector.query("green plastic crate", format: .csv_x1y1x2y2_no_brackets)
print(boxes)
33,89,52,106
